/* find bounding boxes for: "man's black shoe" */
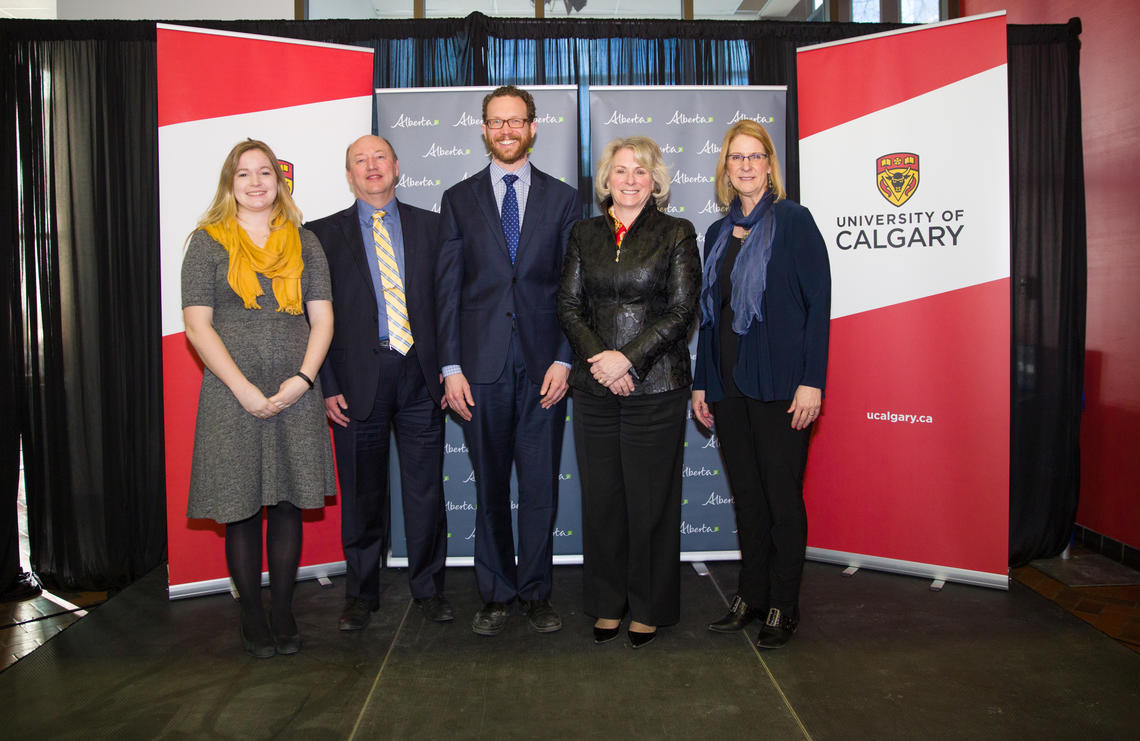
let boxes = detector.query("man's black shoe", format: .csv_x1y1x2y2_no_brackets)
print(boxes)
521,598,562,633
471,602,510,636
414,595,455,623
338,598,376,631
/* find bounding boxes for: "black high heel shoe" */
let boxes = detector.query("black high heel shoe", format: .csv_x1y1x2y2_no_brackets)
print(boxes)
593,625,620,644
627,628,657,649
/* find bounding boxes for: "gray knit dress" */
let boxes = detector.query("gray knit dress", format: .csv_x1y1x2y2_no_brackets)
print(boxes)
181,227,336,524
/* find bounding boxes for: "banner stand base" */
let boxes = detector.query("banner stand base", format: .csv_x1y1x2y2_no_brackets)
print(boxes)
170,548,1006,599
169,561,348,600
808,546,1008,591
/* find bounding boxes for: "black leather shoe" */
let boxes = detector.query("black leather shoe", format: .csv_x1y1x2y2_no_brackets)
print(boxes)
471,602,510,636
627,628,657,649
338,598,376,632
521,598,562,633
240,613,276,659
708,594,762,633
414,595,455,623
593,621,621,644
755,607,798,649
0,571,42,603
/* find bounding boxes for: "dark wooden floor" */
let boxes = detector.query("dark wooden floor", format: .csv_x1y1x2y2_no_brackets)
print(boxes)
4,463,1139,737
2,555,1138,740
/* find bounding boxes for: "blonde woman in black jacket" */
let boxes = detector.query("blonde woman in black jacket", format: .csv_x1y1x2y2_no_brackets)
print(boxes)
557,136,700,649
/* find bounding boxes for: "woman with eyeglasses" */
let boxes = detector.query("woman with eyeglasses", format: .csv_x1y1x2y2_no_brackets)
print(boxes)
692,120,831,649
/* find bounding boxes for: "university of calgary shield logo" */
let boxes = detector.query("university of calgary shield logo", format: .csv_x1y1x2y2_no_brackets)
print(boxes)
278,159,294,194
876,152,919,207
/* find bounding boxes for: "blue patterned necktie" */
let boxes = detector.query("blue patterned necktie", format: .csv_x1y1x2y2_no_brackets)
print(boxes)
501,173,520,264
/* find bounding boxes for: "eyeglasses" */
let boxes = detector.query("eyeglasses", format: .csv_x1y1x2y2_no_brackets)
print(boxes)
727,153,769,164
485,117,531,129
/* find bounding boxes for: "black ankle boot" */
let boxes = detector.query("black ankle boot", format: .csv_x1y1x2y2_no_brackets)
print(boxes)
708,595,761,633
755,607,798,649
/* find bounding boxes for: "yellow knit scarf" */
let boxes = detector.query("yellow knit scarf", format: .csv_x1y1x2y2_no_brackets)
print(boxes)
206,216,303,315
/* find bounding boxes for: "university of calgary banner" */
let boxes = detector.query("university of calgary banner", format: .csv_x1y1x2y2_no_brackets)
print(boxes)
797,12,1011,588
158,25,374,598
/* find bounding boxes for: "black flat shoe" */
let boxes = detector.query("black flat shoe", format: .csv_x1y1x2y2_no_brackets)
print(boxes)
628,629,657,649
240,623,276,659
755,607,798,649
593,625,620,644
271,619,302,655
708,595,761,633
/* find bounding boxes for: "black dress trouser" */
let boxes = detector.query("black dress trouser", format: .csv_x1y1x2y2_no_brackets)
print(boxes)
711,395,812,617
574,387,688,626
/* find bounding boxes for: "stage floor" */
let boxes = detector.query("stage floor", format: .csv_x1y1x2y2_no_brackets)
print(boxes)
1,560,1137,739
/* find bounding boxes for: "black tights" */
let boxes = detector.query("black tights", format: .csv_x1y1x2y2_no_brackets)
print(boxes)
225,502,303,636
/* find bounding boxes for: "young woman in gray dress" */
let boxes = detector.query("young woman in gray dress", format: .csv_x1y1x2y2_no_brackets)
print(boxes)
182,139,335,658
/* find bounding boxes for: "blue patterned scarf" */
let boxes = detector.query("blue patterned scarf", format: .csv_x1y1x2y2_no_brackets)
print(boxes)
699,191,777,333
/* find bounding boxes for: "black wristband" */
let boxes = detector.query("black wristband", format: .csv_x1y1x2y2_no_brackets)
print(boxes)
294,371,314,389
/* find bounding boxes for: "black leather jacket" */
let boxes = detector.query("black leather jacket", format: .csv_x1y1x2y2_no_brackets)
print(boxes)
557,200,701,397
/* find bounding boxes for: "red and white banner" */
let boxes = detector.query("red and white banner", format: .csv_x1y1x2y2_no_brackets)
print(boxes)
798,13,1010,588
158,25,373,598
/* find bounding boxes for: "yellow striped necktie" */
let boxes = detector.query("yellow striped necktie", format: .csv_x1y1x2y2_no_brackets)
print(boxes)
372,210,413,355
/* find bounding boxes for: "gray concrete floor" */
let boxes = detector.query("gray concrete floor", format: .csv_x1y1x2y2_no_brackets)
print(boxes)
0,560,1137,740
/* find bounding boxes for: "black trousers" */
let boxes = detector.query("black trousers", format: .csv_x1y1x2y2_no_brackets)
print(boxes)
711,396,812,617
333,347,447,606
574,387,688,626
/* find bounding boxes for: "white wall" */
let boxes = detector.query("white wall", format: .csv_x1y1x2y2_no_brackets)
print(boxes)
57,0,294,19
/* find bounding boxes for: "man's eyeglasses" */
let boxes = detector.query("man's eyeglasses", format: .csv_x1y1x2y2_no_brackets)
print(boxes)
727,153,769,164
485,117,531,129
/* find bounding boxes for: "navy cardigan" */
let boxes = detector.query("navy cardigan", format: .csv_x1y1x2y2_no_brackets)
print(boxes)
693,199,831,402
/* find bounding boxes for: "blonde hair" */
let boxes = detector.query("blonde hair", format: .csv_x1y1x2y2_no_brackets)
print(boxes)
714,120,785,206
194,139,302,232
594,136,670,209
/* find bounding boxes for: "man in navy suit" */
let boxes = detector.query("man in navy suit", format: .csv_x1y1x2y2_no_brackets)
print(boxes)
436,86,578,636
307,135,451,631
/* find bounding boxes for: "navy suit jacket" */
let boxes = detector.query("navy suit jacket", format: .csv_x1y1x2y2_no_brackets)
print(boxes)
306,200,443,418
435,165,578,385
693,199,831,403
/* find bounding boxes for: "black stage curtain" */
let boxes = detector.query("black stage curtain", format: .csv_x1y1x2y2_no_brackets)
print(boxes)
0,14,1084,587
2,31,167,590
1006,20,1087,566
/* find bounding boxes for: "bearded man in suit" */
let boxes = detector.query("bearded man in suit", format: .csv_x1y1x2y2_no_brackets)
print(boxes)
436,86,579,636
